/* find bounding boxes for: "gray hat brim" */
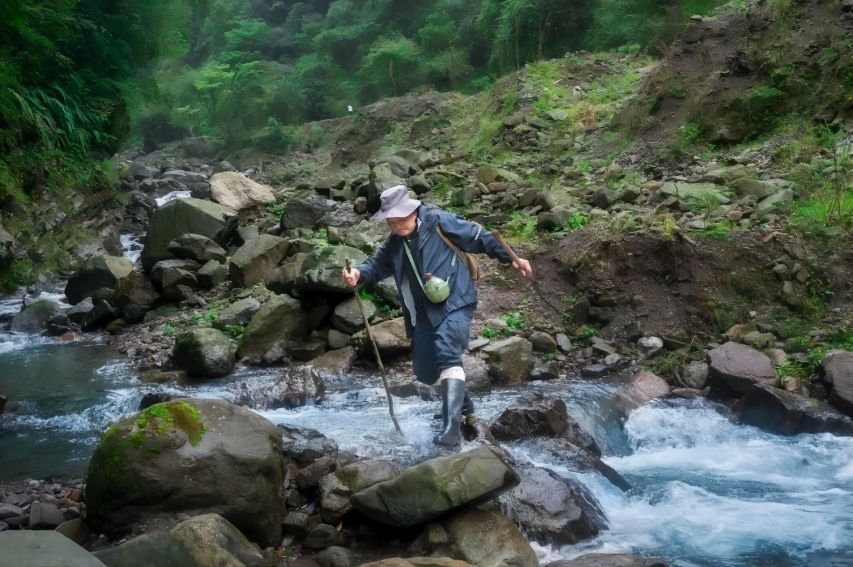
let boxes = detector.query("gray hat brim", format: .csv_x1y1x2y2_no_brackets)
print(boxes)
370,198,420,222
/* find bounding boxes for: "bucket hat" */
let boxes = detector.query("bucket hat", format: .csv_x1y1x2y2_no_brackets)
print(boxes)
370,185,421,222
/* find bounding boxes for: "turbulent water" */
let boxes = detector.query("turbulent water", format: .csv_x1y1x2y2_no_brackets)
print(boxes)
1,334,851,567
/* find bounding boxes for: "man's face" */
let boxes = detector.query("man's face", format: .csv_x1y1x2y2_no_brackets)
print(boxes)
386,212,417,237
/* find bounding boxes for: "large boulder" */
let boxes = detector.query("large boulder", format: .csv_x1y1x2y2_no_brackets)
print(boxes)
499,465,606,545
444,509,538,567
280,425,339,467
173,328,237,378
0,531,107,567
167,234,227,264
708,342,777,395
319,460,399,524
367,318,410,359
740,384,853,436
114,271,160,315
85,399,285,547
214,297,261,329
141,198,237,271
94,514,266,567
280,195,335,231
823,351,853,416
482,337,534,384
10,299,64,333
238,293,306,359
332,296,376,334
65,255,134,305
209,171,276,210
491,393,600,456
296,245,368,294
229,235,290,287
351,446,520,528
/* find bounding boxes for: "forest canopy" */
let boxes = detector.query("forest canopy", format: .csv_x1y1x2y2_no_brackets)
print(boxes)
0,0,727,205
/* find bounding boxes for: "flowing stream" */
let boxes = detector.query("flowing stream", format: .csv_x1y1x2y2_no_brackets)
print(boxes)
1,211,852,564
1,341,851,566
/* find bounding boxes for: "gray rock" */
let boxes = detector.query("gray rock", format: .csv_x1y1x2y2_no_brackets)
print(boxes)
351,446,520,527
680,361,709,389
209,171,275,210
280,195,334,231
327,329,350,349
93,513,266,567
823,351,853,416
0,504,24,520
614,370,670,412
0,531,108,567
530,361,560,381
320,460,399,524
500,465,606,545
65,255,134,305
141,198,237,271
161,267,198,300
742,331,775,349
491,393,600,456
366,318,410,358
67,297,95,324
215,298,261,329
167,234,227,264
265,253,307,295
709,342,777,394
236,225,260,244
741,384,853,436
196,260,228,289
296,246,368,294
150,259,201,288
280,425,339,466
28,501,65,529
482,337,534,384
238,293,306,360
637,336,664,358
444,509,537,567
173,328,237,378
332,297,376,335
229,235,290,288
86,399,285,548
582,364,608,378
529,331,557,353
556,333,574,352
316,546,354,567
304,523,347,550
755,189,794,216
10,299,64,333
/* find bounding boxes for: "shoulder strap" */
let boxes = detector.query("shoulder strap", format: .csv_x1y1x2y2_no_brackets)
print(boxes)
435,225,462,255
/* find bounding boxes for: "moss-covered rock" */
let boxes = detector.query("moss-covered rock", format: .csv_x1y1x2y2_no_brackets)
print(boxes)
350,446,519,528
85,399,285,547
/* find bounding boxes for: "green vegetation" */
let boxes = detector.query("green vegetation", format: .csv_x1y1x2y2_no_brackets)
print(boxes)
136,401,206,446
567,213,590,232
505,211,538,241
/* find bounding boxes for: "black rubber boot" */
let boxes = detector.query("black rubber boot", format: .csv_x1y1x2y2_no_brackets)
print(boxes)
434,379,465,447
435,391,473,419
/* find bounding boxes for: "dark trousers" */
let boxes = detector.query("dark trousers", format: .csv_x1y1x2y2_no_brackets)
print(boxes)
411,305,475,385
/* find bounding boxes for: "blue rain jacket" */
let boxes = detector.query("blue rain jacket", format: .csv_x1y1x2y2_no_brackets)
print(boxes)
357,205,512,336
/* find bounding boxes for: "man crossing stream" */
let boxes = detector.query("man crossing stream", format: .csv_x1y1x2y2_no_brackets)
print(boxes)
341,185,533,446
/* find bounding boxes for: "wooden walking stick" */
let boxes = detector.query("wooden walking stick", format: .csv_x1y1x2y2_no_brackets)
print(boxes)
345,259,403,435
492,231,565,317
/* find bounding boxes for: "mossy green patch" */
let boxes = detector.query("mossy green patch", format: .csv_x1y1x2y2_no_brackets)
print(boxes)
137,401,206,446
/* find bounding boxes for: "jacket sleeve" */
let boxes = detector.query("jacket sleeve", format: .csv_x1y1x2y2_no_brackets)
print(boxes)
436,210,513,264
356,235,395,286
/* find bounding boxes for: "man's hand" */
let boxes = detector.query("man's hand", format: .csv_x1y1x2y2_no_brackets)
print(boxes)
512,258,533,279
341,266,360,288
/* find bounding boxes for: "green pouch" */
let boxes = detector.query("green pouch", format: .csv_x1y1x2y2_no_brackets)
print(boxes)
404,241,451,303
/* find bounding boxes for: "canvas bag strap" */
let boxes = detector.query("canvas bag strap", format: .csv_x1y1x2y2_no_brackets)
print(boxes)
435,226,463,259
402,241,426,292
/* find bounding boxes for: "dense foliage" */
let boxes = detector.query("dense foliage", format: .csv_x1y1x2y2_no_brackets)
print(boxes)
0,0,731,208
0,0,189,207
